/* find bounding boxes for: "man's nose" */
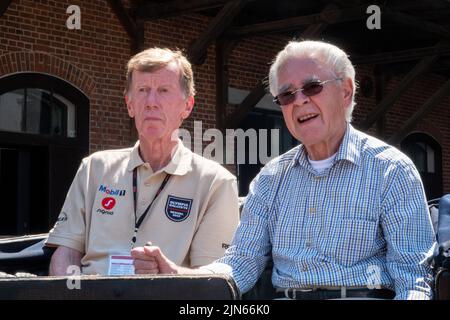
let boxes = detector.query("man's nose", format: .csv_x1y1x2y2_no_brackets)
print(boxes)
145,90,159,108
293,89,310,106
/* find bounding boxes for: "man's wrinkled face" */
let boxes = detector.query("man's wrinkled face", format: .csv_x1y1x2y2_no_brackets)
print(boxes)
276,57,352,150
125,63,194,143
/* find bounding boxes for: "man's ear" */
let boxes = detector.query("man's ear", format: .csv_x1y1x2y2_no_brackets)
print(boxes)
125,94,134,118
342,78,353,107
181,96,195,120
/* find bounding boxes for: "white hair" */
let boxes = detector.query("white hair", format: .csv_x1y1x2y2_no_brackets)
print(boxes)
269,40,357,122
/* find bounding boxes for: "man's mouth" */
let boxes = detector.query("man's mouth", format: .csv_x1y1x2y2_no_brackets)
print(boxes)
144,117,163,121
297,113,319,124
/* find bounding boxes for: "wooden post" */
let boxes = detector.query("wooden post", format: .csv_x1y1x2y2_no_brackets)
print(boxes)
188,0,246,65
0,0,12,18
215,39,237,132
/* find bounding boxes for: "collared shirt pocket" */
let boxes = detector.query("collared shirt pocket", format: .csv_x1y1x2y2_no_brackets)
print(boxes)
320,219,379,267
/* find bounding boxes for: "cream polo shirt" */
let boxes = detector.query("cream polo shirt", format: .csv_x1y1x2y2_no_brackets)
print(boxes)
46,140,240,275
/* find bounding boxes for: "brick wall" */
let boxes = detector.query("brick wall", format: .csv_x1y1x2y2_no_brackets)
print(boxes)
1,0,449,194
383,72,450,195
0,0,133,152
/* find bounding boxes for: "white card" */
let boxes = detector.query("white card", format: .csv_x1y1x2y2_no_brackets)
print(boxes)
108,255,135,276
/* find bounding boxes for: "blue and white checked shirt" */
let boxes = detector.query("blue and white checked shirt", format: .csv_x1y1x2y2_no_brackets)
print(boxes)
209,124,436,300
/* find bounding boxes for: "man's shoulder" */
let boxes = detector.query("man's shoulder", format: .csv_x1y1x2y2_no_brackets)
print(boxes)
83,146,134,166
247,145,301,185
356,129,414,167
262,145,300,172
189,151,236,181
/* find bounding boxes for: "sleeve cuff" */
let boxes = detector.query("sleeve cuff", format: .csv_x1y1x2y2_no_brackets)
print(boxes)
395,290,431,300
199,262,233,275
45,234,84,253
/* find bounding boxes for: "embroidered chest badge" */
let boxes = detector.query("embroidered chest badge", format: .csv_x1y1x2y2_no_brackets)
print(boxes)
165,195,193,222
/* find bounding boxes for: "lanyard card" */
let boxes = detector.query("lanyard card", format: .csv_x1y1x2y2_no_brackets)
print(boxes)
108,255,135,276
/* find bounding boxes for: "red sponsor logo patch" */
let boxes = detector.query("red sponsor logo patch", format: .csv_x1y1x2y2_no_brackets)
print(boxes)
101,197,116,210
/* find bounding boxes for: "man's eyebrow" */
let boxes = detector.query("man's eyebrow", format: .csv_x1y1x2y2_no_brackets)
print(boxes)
278,83,292,93
277,75,321,93
303,75,319,84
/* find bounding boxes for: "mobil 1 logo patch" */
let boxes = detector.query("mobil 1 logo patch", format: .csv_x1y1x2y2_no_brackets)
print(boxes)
165,195,193,222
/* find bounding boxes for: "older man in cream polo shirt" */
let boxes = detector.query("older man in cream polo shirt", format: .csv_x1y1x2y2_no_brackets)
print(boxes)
45,48,240,276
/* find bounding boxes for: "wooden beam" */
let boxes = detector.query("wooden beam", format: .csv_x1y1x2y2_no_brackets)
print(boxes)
360,55,438,130
433,58,450,71
299,22,328,39
215,39,238,131
223,8,329,129
227,13,321,37
352,45,450,65
384,9,450,39
135,0,256,20
388,79,450,144
107,0,143,52
225,81,267,129
226,5,365,38
374,65,387,138
0,0,13,18
188,0,246,65
222,23,324,128
389,0,450,12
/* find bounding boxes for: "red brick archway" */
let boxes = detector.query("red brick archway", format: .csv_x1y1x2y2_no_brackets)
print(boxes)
0,51,95,97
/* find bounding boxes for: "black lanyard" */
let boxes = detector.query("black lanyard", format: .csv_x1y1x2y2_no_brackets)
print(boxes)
131,167,171,247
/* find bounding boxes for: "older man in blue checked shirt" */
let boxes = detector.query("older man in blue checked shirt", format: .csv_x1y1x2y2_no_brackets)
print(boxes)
133,40,436,300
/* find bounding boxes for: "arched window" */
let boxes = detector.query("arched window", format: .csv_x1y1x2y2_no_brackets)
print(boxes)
0,73,89,236
401,133,443,200
0,88,76,137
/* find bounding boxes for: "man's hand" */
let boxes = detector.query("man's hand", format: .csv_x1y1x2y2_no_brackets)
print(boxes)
131,242,179,274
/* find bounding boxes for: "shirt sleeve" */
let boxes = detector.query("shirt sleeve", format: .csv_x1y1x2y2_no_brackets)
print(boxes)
45,159,88,253
380,161,436,300
189,176,240,267
214,171,273,295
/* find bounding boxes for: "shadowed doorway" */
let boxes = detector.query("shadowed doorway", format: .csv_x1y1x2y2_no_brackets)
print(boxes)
0,73,89,236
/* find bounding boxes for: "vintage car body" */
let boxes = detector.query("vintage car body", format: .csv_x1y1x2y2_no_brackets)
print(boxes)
0,196,449,300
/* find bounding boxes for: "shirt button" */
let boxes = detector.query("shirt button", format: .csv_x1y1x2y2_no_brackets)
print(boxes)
302,265,308,272
309,208,316,214
305,241,312,248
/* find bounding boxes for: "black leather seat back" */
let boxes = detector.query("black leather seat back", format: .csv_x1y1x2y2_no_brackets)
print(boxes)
0,234,54,276
0,274,239,300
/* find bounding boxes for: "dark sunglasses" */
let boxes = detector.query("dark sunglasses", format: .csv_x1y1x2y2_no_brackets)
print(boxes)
273,77,343,106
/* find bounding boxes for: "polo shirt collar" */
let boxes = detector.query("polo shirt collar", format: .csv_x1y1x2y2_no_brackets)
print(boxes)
127,141,144,171
127,139,192,176
294,123,361,168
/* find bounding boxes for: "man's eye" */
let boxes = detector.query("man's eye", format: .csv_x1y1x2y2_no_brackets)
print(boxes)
280,91,293,97
138,88,146,92
159,88,168,93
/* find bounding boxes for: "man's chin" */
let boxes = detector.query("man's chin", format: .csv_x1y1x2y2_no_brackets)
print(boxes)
139,129,164,141
140,130,178,143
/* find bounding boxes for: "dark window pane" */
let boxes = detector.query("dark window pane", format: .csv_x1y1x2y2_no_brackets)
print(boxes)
0,88,76,137
0,89,25,133
427,145,435,173
410,142,427,172
26,88,44,134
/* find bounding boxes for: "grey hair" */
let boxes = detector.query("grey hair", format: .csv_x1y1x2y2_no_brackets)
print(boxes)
125,47,195,98
269,40,356,122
